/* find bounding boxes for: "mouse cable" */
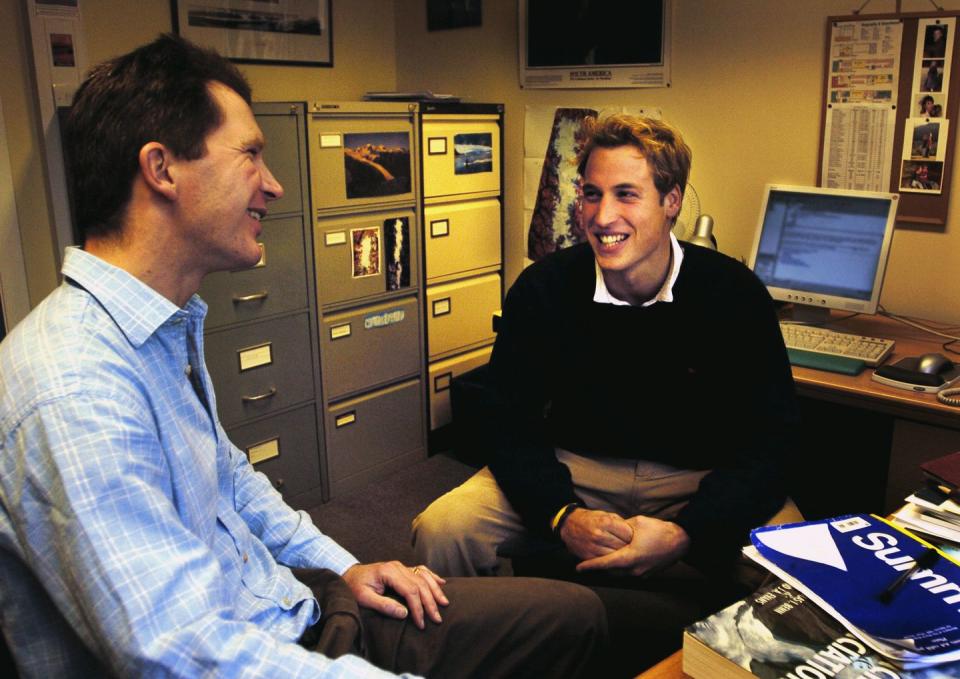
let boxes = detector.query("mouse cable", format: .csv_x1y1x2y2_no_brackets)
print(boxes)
878,306,960,344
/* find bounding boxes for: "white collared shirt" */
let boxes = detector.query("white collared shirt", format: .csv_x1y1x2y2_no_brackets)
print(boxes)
593,232,685,307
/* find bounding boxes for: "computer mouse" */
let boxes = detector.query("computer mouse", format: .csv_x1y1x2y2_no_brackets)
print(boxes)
917,352,954,375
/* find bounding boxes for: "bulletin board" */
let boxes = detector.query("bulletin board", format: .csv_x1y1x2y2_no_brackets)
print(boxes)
818,11,960,228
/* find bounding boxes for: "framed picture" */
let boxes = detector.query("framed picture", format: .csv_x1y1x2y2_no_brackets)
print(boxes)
427,0,482,31
518,0,671,89
172,0,332,66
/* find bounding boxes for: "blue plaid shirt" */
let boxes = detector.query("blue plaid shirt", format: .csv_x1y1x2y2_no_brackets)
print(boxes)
0,248,402,678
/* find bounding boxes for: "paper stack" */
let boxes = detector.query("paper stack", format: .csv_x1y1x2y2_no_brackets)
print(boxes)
892,451,960,549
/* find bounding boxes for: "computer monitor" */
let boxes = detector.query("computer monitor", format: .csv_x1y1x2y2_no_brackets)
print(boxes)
747,184,899,323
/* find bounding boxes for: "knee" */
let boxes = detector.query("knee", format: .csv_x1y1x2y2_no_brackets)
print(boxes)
544,580,607,637
411,495,478,551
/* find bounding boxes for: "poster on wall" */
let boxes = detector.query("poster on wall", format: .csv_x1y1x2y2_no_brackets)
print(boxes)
820,19,902,191
172,0,332,66
524,105,660,261
518,0,671,89
342,132,411,199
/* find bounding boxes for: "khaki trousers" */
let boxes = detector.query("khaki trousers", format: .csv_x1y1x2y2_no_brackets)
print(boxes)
412,450,802,578
412,450,712,577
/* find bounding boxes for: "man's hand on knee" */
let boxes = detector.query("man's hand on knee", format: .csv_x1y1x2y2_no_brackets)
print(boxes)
559,508,633,560
574,515,690,576
343,562,449,630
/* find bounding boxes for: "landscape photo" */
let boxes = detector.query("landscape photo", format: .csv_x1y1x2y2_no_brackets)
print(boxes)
343,132,412,199
453,132,493,174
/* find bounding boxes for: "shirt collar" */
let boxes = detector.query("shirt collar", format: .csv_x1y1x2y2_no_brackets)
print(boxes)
61,246,207,347
593,232,685,307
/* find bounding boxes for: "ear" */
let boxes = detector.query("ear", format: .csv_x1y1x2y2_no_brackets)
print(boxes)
663,184,682,219
138,142,177,201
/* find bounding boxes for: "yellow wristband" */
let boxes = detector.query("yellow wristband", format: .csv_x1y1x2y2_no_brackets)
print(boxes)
550,502,581,534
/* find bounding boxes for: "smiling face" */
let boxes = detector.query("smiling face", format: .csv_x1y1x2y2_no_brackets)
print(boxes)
172,82,283,276
580,144,680,304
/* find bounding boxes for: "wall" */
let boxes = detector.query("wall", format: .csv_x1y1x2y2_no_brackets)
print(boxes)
395,0,960,325
1,0,397,307
5,0,959,325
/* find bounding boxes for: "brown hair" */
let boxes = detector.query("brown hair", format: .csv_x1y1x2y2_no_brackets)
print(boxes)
576,114,692,201
65,34,252,242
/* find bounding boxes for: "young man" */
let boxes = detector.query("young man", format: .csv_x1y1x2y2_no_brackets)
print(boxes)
413,115,800,580
0,34,606,678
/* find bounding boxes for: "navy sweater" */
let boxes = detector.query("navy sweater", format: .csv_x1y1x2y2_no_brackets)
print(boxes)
486,242,800,568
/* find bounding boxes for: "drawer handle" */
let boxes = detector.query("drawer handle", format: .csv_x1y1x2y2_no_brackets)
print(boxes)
242,387,277,402
233,291,269,303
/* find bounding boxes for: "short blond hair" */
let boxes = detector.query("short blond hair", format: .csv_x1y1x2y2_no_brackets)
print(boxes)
576,114,692,200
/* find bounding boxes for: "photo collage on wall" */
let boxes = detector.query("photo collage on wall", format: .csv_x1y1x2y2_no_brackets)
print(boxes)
901,17,955,193
342,132,412,199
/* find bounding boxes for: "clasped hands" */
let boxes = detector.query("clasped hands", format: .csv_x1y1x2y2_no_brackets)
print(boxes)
343,561,448,630
559,508,690,576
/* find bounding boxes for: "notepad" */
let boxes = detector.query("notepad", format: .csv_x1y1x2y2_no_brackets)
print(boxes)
787,348,866,376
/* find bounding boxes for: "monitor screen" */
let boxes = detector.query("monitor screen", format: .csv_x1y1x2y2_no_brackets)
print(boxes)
747,184,899,317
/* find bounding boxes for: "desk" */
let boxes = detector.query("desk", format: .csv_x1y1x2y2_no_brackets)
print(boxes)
785,312,960,517
636,650,684,678
789,313,959,428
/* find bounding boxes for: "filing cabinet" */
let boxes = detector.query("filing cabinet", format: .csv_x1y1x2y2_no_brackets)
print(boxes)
424,199,500,283
199,102,326,509
204,312,315,427
428,345,493,430
320,296,421,400
325,379,425,496
228,404,322,500
314,207,418,308
419,103,504,441
426,273,500,360
309,102,428,497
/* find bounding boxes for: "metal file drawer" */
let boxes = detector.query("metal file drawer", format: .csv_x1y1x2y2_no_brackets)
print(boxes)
307,102,418,213
314,208,418,307
204,313,315,427
422,116,501,199
227,404,321,507
198,215,308,331
428,345,493,430
424,199,500,282
320,296,421,400
256,111,304,217
426,273,500,359
325,379,424,492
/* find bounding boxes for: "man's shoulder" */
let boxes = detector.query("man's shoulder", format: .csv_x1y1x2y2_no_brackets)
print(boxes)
0,283,137,426
513,243,594,297
678,243,769,300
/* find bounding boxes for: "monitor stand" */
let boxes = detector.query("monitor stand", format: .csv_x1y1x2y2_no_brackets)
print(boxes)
787,304,832,325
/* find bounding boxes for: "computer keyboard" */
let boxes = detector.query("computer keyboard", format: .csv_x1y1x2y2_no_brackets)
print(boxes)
779,322,895,367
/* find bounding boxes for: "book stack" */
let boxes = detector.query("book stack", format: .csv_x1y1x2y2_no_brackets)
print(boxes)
893,451,960,550
684,513,960,678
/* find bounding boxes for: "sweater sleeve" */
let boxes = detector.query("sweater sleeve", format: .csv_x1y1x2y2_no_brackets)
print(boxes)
485,269,581,537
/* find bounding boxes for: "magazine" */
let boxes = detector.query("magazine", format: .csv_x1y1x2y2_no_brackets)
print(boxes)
684,578,959,678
